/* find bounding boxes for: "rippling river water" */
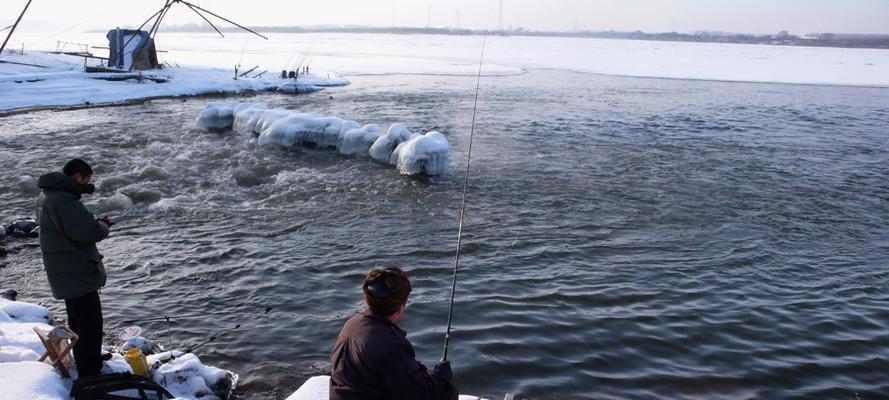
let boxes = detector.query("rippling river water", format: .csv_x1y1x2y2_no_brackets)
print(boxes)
1,68,888,399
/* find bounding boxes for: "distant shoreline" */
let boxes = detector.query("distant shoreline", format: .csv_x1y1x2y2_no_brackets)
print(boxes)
92,25,889,50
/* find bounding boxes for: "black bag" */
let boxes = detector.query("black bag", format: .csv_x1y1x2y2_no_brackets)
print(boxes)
70,373,175,400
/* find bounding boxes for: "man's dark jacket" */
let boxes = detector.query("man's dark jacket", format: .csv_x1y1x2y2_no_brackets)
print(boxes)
330,309,455,400
36,172,109,300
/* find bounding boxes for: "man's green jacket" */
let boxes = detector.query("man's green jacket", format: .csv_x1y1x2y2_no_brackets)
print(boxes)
36,172,109,300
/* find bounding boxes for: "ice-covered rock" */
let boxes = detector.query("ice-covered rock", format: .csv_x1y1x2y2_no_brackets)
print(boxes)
0,361,69,400
194,102,450,176
277,82,322,94
251,109,294,136
339,124,382,156
5,219,38,238
0,289,16,301
369,123,414,164
196,101,237,130
232,103,269,133
257,114,345,149
390,131,449,176
0,298,50,323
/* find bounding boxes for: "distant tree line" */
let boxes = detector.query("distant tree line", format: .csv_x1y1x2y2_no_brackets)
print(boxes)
142,23,889,50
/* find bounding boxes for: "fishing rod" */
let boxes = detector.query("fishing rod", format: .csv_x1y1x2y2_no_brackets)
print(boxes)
183,306,273,354
120,309,251,324
442,29,488,362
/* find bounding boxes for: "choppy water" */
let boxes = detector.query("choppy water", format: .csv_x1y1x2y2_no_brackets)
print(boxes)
1,69,889,400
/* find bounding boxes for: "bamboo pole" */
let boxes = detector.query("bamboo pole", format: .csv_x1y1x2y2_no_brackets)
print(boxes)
0,0,34,57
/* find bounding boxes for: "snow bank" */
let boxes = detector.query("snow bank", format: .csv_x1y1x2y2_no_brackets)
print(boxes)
0,361,69,400
196,102,449,176
0,297,239,400
0,51,349,113
152,353,237,400
0,320,55,364
285,375,487,400
0,298,51,323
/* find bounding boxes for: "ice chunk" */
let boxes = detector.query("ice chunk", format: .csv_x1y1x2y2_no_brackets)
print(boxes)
258,114,344,149
252,109,295,136
369,123,414,164
196,101,236,130
339,124,382,156
0,361,69,400
390,131,449,175
0,299,50,323
232,103,268,133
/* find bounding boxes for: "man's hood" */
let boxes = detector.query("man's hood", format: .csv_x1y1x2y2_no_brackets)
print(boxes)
38,171,95,196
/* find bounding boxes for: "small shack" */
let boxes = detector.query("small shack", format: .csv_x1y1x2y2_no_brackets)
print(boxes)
106,29,159,71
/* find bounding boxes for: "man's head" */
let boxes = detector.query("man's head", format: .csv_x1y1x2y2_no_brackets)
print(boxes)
63,159,93,185
363,267,412,323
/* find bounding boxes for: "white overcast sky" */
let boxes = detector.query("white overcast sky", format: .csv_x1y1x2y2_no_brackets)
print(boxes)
4,0,888,35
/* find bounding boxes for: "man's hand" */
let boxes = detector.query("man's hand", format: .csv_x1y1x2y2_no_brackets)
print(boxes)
432,360,453,381
99,215,114,227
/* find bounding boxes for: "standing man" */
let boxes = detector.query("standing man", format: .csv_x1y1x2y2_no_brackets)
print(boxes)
37,159,114,378
330,267,457,400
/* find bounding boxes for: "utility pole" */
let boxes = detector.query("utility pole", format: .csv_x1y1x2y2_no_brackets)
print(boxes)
426,4,431,28
390,0,396,27
0,0,34,58
498,0,503,31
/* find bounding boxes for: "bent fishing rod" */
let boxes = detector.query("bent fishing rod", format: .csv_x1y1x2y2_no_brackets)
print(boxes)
442,29,488,363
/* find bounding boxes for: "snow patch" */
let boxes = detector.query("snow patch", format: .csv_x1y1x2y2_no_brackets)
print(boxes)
0,361,69,400
0,298,51,323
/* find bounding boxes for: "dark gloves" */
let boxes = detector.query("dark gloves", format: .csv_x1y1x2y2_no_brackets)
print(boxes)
432,360,453,381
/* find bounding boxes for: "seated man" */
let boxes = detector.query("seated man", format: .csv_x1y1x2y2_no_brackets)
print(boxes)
330,267,457,400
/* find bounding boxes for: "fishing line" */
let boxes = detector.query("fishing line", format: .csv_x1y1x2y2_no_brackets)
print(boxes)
441,28,488,362
183,306,273,353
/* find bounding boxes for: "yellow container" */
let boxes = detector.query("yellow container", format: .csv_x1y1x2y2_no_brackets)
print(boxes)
125,348,150,377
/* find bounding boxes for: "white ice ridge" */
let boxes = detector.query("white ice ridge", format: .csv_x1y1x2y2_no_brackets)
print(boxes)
197,102,449,176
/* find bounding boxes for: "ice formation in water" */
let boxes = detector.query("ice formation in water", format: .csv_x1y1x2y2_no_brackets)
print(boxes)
340,124,382,156
390,131,449,176
196,102,449,176
369,123,413,164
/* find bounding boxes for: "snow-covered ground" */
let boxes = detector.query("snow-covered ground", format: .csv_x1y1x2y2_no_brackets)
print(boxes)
3,31,887,113
12,31,888,86
0,295,238,400
0,50,347,113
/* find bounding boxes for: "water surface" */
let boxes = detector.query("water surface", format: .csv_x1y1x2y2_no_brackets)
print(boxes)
1,69,888,399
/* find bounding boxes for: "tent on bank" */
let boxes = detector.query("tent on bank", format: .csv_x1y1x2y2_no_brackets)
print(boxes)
106,29,159,70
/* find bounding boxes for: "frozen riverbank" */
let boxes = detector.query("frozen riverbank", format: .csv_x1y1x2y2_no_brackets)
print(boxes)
0,50,347,114
0,294,239,400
